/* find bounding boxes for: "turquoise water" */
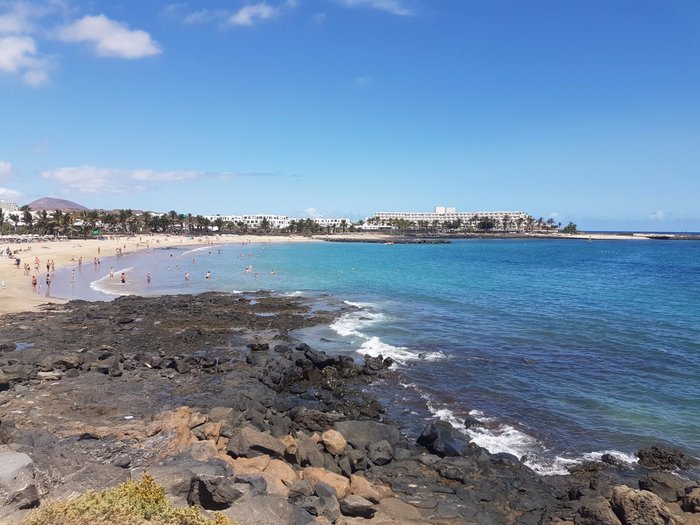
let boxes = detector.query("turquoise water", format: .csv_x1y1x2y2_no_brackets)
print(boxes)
52,239,700,474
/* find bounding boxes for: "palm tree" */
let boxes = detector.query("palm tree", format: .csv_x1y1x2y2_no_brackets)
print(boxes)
167,210,178,233
0,207,4,234
20,205,33,232
340,219,347,233
9,213,20,232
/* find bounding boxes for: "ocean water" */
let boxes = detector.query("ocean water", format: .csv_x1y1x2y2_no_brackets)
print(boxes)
51,239,700,475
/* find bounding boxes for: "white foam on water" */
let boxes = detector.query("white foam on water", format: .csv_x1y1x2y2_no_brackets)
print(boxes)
331,305,445,364
180,245,214,257
343,300,377,309
582,450,638,465
283,290,304,297
422,402,643,476
90,267,135,296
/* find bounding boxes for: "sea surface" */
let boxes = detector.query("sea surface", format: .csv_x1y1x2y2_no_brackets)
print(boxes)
51,238,700,475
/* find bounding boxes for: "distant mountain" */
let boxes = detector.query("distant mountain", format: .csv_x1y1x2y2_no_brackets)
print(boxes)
27,197,90,211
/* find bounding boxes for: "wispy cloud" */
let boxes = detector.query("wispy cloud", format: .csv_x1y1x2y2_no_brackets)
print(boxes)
0,33,50,86
229,3,280,27
354,75,373,86
41,166,200,194
57,15,161,59
0,187,22,200
311,12,326,25
648,210,665,221
0,160,14,180
335,0,413,16
304,207,324,218
0,1,69,86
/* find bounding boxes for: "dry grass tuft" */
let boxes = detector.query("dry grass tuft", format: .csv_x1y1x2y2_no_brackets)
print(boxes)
20,472,231,525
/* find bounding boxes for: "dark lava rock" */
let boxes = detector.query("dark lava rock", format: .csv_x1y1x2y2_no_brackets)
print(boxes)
574,496,622,525
416,421,463,457
637,445,696,471
188,475,245,510
464,416,484,429
638,472,688,502
248,343,270,352
334,420,400,450
368,439,394,466
340,495,376,518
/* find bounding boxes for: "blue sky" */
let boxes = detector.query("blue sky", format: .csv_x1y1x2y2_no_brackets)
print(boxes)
1,0,699,230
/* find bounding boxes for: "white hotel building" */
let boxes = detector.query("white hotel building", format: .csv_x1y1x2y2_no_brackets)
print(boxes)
0,200,19,212
369,207,535,230
203,214,351,230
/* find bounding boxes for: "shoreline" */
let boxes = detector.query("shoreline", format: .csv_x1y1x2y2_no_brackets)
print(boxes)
1,292,698,524
0,234,319,315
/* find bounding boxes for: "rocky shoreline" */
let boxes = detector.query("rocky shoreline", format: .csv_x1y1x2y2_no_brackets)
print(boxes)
1,293,698,524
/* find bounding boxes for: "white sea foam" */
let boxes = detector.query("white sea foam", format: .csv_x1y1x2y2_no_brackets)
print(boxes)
180,245,217,257
582,450,638,465
89,267,135,296
421,402,641,476
343,300,376,309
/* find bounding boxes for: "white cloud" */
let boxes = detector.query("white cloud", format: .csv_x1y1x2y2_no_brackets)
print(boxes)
0,2,36,34
57,15,161,59
0,34,35,71
41,166,201,194
335,0,413,16
0,160,13,180
0,34,48,85
0,187,22,200
23,67,47,85
648,210,665,221
285,0,298,7
304,207,324,218
229,3,279,26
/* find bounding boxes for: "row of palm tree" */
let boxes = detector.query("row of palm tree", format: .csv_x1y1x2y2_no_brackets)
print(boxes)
365,214,558,233
0,206,355,238
0,206,223,238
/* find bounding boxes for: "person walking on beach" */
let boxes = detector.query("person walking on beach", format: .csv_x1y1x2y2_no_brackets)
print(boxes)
31,275,37,292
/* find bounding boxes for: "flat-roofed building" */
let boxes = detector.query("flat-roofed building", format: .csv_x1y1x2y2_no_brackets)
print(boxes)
369,206,538,231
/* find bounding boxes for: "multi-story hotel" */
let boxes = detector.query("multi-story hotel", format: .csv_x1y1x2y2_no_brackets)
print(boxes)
369,207,538,231
203,214,351,230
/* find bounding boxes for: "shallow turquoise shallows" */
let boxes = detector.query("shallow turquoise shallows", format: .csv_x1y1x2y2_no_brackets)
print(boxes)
52,238,700,474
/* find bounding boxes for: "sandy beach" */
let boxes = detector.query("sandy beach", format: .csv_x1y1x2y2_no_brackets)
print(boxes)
0,234,319,315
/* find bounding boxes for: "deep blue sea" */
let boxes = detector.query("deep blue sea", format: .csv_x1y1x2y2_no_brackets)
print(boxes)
52,238,700,475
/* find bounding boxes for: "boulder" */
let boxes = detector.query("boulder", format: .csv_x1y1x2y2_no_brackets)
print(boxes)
416,421,463,457
260,357,301,392
295,432,326,468
610,485,682,525
222,494,315,525
637,446,696,471
227,425,287,459
368,440,393,466
681,487,700,513
0,451,38,510
574,497,622,525
638,472,688,503
349,474,392,503
188,474,246,510
321,430,347,456
305,349,338,369
334,421,400,450
303,467,350,499
340,495,376,518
